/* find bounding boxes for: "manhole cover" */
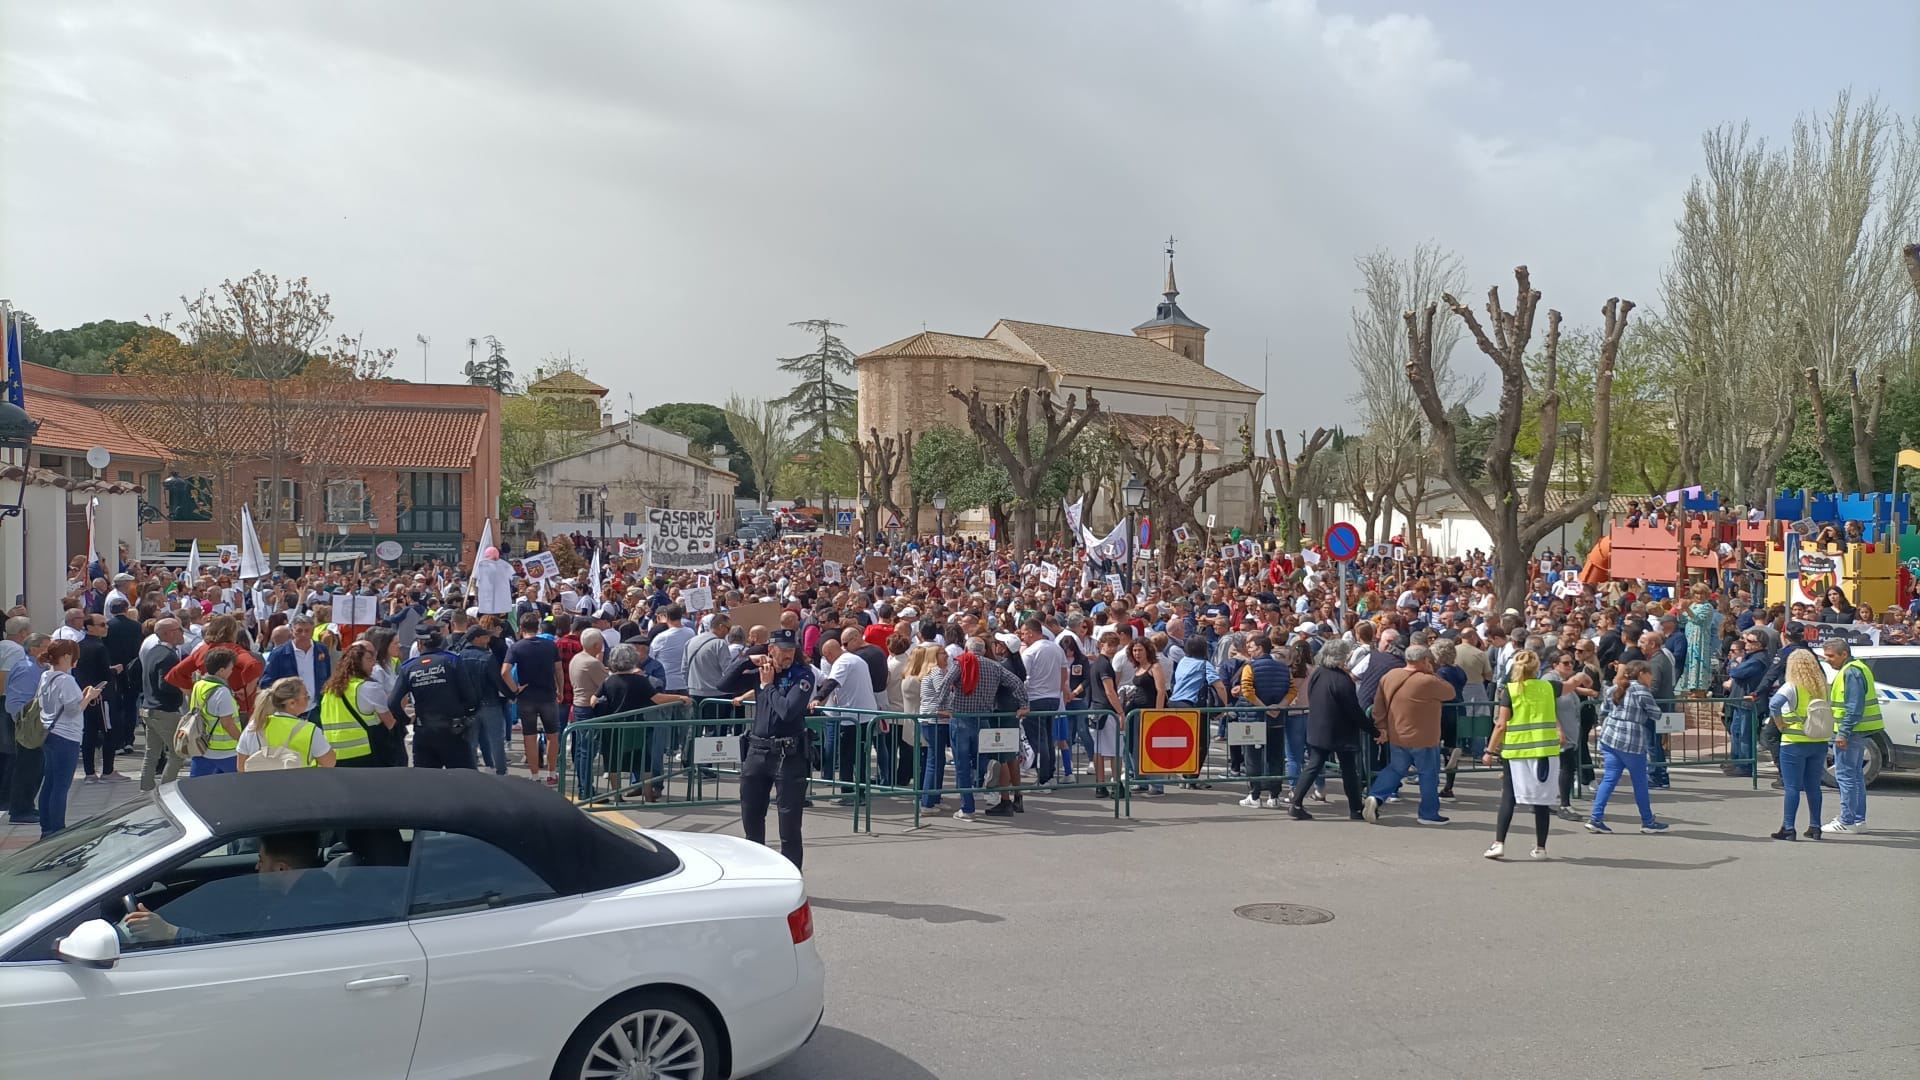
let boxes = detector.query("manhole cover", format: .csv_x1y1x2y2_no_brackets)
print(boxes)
1234,903,1334,926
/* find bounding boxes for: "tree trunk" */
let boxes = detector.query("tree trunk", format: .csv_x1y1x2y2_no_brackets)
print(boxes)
1802,367,1855,493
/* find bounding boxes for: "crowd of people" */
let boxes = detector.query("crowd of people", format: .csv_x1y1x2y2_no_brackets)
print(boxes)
0,520,1901,866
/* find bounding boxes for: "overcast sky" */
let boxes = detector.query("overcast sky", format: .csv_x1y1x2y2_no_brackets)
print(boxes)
4,0,1916,434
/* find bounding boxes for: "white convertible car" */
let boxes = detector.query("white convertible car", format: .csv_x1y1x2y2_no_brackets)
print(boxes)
0,769,823,1079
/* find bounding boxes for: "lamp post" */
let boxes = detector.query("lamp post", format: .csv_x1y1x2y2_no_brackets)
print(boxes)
0,400,39,520
1122,472,1146,591
597,483,610,552
1557,422,1582,557
859,490,873,539
932,493,947,562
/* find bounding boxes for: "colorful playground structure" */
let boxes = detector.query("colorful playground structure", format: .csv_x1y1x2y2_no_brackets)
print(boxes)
1584,488,1909,610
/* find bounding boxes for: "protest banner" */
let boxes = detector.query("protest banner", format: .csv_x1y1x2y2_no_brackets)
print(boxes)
645,508,718,570
728,601,787,633
822,560,843,584
820,534,857,565
680,585,714,613
862,555,890,576
520,551,560,581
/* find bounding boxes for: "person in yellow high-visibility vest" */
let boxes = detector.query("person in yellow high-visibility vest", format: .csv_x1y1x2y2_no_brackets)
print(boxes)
236,678,336,771
1820,639,1880,835
1481,649,1569,861
317,642,393,768
1768,649,1831,840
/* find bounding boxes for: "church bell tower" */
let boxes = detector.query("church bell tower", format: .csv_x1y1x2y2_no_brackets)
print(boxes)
1132,235,1209,364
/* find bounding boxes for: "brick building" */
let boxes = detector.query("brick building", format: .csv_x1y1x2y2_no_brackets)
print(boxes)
21,363,502,567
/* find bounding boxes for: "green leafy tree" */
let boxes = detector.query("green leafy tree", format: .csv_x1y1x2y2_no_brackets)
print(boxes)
637,401,754,497
500,394,583,519
18,312,161,373
773,319,858,510
910,425,1013,515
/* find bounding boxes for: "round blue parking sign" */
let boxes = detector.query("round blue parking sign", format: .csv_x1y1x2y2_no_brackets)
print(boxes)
1324,522,1361,562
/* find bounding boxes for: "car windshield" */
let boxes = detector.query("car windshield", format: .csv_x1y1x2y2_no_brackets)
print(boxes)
0,801,182,940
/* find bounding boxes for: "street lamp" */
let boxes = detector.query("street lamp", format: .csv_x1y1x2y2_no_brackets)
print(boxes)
1557,422,1583,556
1122,472,1146,590
0,401,39,519
859,490,872,538
932,493,947,561
597,483,610,551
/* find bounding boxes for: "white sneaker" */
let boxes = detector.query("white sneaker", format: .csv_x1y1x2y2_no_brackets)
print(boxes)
1260,797,1278,810
1482,842,1505,860
1530,847,1550,860
1362,795,1381,823
1238,794,1261,808
1824,820,1857,834
952,810,976,822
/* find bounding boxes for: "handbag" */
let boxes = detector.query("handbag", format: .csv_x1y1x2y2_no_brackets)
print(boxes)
13,694,47,750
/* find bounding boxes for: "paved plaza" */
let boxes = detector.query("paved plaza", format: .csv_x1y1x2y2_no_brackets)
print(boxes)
14,753,1916,1080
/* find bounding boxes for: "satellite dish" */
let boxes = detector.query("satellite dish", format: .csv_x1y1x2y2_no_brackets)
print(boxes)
85,446,112,471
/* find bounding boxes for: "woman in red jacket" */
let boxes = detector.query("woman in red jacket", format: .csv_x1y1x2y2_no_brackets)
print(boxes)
164,613,264,715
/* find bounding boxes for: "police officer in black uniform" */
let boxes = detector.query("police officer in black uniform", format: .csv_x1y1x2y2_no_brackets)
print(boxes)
387,626,480,769
740,629,814,868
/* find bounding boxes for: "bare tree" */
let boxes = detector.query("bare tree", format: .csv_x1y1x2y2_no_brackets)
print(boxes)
946,386,1101,551
722,394,796,511
1349,244,1470,532
1245,427,1330,538
1405,266,1633,610
1802,363,1889,493
853,427,911,538
1117,420,1256,562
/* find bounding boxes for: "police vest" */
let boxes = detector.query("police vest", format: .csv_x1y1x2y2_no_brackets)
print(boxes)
258,713,323,767
1830,659,1883,733
191,676,239,754
1500,679,1561,758
1777,684,1826,744
318,676,374,761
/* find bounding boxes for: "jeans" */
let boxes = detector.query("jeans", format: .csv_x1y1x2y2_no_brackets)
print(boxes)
38,734,82,835
189,755,237,778
1368,744,1441,820
1590,745,1654,826
1283,712,1321,791
1242,716,1284,797
872,722,897,788
1831,738,1867,825
949,715,982,814
474,702,509,775
1778,741,1826,829
7,740,43,820
918,721,950,808
1649,733,1670,787
1025,699,1060,785
1725,707,1755,776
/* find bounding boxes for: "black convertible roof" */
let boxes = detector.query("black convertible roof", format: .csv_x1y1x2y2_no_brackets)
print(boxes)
172,769,677,894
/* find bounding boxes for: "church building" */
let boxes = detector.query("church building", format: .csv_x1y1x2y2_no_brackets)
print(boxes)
856,254,1263,530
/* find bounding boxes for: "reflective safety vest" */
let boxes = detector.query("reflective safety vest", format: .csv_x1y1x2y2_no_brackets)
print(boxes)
191,675,239,755
318,676,374,761
257,713,323,767
1778,684,1826,744
1830,659,1883,733
1500,679,1561,758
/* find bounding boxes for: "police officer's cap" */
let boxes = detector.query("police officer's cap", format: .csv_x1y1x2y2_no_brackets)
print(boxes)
769,629,799,649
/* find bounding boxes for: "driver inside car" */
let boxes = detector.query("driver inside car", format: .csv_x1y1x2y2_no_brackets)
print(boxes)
120,832,338,946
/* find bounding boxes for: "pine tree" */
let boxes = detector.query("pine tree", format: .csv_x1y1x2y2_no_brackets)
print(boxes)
773,318,858,510
464,335,512,393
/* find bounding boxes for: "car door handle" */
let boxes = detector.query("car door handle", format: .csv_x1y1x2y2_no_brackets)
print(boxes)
346,974,412,991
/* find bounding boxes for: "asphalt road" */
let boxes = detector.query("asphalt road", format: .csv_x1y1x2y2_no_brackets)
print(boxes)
626,769,1920,1080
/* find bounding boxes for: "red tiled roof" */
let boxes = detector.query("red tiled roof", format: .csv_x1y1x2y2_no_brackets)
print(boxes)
28,395,169,461
95,401,484,470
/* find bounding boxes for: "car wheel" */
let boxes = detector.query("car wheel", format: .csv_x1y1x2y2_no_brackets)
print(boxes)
555,989,720,1080
1822,735,1886,788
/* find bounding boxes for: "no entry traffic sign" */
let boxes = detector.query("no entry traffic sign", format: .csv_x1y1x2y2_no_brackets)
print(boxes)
1324,522,1361,562
1138,710,1200,774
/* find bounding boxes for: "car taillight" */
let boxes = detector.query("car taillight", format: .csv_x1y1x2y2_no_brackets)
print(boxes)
787,901,813,944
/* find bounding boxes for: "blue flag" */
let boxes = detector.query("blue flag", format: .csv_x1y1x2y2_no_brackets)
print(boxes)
2,306,24,408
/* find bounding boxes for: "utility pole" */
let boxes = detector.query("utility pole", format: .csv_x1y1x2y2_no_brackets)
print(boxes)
415,333,431,383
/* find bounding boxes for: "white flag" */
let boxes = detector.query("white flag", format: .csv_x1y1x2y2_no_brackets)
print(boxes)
238,504,270,580
587,546,603,603
1063,498,1084,544
85,497,100,573
468,518,495,596
183,539,201,585
1090,520,1129,562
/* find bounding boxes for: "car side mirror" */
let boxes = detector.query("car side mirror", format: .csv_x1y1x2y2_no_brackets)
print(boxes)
55,919,122,969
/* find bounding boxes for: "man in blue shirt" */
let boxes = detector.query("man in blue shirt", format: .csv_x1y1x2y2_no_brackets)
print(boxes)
5,629,48,824
1169,635,1228,790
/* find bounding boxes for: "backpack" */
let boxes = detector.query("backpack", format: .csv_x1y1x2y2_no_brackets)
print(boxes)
1800,696,1836,741
13,694,48,750
173,694,215,759
244,719,309,771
